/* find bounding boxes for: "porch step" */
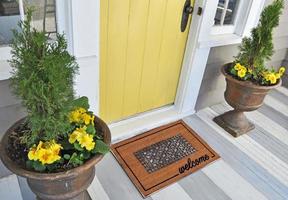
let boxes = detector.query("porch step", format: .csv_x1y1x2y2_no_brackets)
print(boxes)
0,174,23,200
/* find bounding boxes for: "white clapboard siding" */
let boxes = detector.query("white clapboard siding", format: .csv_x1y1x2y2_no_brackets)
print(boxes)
264,95,288,117
88,175,110,200
0,175,23,200
202,160,267,200
151,183,193,200
197,108,288,186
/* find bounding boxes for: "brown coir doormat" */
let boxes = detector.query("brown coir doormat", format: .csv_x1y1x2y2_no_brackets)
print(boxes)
111,120,220,197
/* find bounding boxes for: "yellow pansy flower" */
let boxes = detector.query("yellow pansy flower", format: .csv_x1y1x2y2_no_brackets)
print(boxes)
28,140,62,165
234,63,242,70
275,73,281,79
69,132,79,144
28,147,38,161
37,149,61,165
68,126,86,144
269,73,277,84
237,69,246,78
36,141,44,151
78,133,95,151
69,107,87,123
49,140,62,155
82,113,94,125
279,67,285,75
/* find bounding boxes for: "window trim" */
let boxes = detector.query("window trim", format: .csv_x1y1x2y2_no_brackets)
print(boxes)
0,0,70,81
199,0,266,48
211,0,252,35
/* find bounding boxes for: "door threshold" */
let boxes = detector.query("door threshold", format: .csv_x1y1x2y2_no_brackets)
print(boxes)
109,106,195,143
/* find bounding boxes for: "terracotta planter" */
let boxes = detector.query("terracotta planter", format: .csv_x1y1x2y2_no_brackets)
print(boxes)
0,116,111,200
213,63,281,137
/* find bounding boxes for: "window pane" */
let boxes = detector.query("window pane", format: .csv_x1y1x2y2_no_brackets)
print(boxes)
224,0,239,25
26,0,57,39
214,0,239,26
0,0,20,46
214,0,225,25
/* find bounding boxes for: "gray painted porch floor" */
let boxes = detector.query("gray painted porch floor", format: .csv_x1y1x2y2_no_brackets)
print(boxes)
1,87,288,200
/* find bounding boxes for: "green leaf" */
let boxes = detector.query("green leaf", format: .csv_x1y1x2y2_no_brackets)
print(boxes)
46,164,57,172
64,154,71,160
59,158,65,164
26,160,34,170
32,161,46,172
74,142,84,151
86,124,96,135
61,141,74,150
93,140,110,154
69,152,84,167
230,68,237,75
80,151,90,160
70,96,89,110
94,134,103,140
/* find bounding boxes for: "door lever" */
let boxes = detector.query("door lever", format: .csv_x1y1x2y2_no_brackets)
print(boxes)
181,0,193,32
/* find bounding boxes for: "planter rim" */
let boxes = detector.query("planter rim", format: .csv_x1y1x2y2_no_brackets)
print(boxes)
222,63,282,90
0,115,111,180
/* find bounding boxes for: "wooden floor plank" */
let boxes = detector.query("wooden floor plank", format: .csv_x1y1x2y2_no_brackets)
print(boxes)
151,183,193,200
88,175,110,200
202,160,267,200
203,106,288,186
184,116,288,199
269,89,288,106
0,175,23,200
248,126,288,164
264,95,288,117
212,102,288,146
179,171,231,200
258,104,288,130
94,153,153,200
276,86,288,97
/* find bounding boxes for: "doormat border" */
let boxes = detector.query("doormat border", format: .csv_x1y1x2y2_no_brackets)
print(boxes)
111,120,220,197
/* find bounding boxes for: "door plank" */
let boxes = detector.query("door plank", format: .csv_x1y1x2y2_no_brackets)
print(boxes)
164,0,194,104
100,0,109,120
105,0,130,121
122,0,150,117
154,0,185,107
138,0,168,112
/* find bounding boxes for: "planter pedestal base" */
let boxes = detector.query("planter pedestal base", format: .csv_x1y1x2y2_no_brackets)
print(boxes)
37,190,91,200
213,110,255,137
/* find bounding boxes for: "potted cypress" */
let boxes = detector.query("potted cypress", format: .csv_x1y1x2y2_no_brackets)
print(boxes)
0,10,111,200
214,0,285,137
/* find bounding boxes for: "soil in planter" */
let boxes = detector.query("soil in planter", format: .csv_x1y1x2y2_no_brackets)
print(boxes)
7,122,30,169
6,120,105,173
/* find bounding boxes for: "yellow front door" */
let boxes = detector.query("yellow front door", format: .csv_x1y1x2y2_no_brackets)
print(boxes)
100,0,194,123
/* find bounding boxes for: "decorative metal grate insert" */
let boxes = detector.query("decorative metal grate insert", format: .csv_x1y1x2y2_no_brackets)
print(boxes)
134,134,197,173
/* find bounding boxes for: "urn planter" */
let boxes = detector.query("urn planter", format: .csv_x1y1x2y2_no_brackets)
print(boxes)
0,116,111,200
213,63,281,137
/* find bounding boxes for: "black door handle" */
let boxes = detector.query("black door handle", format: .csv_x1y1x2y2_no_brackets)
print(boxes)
181,0,193,32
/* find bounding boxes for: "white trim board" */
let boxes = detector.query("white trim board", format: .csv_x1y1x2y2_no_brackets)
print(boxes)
110,106,195,143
